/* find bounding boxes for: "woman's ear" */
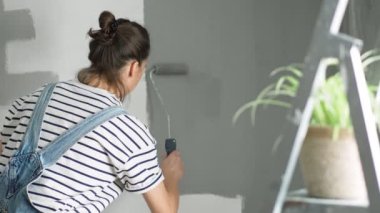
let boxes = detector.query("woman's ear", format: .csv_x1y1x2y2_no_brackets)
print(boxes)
120,60,140,82
127,60,139,77
121,59,146,94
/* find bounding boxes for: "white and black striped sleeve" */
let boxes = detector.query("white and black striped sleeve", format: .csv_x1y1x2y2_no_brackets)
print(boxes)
115,117,164,194
118,145,164,194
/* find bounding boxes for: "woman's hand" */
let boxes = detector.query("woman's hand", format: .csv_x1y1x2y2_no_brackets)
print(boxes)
161,150,184,185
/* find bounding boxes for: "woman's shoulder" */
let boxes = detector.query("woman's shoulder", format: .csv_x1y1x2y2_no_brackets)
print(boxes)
103,112,157,147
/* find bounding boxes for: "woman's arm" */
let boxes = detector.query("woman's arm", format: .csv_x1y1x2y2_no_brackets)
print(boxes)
143,151,183,213
143,182,175,213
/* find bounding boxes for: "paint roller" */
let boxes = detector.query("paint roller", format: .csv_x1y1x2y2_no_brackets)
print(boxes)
147,63,188,155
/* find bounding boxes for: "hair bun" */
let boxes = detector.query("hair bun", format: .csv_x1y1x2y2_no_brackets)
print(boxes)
99,11,116,33
88,11,117,42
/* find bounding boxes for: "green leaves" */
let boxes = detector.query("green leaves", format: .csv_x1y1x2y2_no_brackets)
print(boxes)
233,64,301,125
233,50,380,132
310,74,351,129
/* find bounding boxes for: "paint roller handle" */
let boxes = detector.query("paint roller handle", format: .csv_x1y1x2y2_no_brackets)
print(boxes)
165,138,177,156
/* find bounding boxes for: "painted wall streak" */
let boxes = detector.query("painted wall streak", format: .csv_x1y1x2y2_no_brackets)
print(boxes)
0,0,147,122
0,0,58,105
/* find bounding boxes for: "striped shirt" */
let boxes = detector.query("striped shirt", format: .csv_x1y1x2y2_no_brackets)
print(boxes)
0,80,164,212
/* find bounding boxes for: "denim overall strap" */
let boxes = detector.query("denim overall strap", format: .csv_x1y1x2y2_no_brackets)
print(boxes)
18,83,57,154
39,106,125,167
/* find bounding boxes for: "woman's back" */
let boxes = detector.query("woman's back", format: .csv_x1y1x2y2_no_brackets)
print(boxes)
0,80,163,212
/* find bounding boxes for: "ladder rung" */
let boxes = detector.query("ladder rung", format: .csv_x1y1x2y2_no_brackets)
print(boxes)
285,189,369,208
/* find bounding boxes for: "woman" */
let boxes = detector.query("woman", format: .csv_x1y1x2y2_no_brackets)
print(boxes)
0,11,183,213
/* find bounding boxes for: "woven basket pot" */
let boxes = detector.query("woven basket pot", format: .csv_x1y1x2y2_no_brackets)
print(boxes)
300,126,368,201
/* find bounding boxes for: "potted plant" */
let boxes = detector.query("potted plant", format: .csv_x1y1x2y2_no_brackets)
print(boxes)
233,50,380,201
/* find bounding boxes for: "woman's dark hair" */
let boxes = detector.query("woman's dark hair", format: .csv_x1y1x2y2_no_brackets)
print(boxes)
78,11,150,101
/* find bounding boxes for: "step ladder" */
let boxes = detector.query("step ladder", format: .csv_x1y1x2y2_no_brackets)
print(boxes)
273,0,380,212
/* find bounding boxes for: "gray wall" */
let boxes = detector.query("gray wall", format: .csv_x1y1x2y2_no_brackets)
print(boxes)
145,0,322,212
347,0,380,85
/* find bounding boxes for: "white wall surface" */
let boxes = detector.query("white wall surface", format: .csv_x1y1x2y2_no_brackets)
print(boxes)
105,193,243,213
1,1,148,212
2,0,147,123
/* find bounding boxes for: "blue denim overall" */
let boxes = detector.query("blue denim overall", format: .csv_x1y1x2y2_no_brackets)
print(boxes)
0,83,125,212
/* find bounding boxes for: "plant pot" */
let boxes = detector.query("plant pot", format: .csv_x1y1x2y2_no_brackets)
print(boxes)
300,126,368,201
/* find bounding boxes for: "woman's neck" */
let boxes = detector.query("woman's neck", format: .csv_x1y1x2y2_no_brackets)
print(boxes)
87,76,120,99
